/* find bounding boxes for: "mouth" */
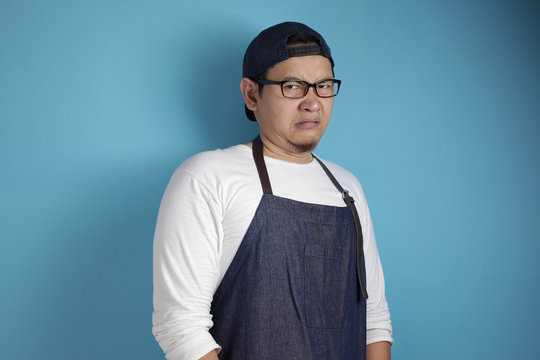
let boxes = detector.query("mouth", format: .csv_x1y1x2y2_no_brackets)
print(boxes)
295,119,320,129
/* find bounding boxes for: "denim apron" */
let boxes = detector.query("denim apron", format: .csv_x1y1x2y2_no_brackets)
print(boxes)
210,136,367,359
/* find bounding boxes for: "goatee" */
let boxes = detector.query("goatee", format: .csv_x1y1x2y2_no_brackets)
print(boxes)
289,140,319,153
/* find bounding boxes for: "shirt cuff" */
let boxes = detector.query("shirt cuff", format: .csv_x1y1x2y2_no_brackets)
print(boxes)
366,329,394,346
161,331,221,360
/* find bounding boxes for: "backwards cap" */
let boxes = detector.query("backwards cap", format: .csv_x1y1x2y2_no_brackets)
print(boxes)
242,22,334,121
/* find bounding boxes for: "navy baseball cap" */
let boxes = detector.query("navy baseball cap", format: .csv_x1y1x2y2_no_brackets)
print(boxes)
242,22,334,121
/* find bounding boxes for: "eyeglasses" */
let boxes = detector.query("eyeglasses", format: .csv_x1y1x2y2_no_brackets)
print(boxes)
256,79,341,99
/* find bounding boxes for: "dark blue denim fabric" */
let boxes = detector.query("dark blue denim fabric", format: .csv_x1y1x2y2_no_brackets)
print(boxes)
210,194,366,359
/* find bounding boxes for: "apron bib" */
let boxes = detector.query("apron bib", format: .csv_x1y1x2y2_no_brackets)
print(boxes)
210,136,367,359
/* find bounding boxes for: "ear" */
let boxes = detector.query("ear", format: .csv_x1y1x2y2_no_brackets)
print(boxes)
240,78,259,112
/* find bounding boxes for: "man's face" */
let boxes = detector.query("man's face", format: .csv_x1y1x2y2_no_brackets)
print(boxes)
254,55,335,157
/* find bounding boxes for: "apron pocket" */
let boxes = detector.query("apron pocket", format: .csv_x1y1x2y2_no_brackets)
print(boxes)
305,254,347,329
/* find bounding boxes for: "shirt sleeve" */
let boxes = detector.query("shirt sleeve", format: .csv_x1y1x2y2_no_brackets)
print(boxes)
355,184,394,345
152,169,222,360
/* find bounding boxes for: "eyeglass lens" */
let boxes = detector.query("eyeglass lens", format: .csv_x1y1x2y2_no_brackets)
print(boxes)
282,80,339,98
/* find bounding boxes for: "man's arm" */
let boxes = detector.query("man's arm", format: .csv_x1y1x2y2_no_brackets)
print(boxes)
200,349,219,360
153,168,222,359
367,341,391,360
351,180,393,345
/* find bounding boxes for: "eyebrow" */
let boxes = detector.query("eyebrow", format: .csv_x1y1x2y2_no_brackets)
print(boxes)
282,76,303,81
282,76,334,82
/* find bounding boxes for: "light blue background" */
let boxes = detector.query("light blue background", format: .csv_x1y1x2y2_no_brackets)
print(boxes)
1,0,539,359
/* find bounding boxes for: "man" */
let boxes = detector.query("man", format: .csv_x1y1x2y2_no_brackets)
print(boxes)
153,22,393,360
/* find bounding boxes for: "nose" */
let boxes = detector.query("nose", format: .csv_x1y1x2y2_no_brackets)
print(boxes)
299,86,321,112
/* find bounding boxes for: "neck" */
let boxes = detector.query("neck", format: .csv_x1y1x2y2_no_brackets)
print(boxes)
245,136,314,164
263,144,313,164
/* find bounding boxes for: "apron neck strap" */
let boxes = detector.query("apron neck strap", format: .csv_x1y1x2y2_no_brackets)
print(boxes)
252,135,273,195
312,154,369,300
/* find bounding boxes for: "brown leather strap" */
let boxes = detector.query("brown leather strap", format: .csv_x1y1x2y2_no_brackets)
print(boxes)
252,135,273,194
313,155,369,299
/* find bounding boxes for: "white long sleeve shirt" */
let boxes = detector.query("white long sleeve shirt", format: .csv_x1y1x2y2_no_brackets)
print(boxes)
152,144,393,360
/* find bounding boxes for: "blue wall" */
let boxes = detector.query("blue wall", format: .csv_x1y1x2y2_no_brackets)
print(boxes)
1,0,539,359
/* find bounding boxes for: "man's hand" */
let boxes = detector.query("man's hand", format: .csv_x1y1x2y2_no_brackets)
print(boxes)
366,341,391,360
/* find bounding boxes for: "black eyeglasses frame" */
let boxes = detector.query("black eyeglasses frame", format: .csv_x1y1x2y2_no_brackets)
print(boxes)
256,78,341,99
